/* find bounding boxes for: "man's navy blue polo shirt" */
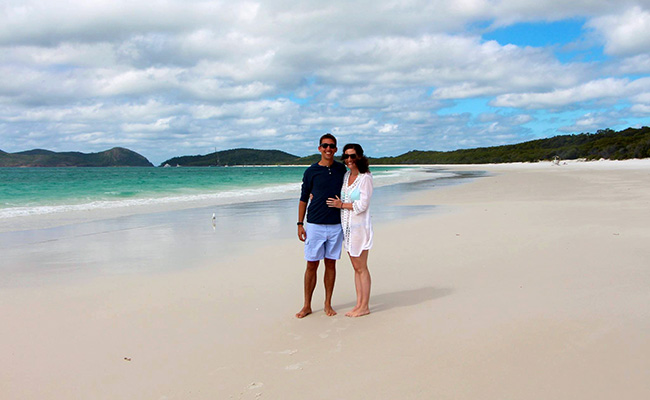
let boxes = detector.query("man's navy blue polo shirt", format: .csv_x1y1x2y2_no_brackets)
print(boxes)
300,161,347,225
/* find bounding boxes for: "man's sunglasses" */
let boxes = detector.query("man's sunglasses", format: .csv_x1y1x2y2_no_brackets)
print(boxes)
320,143,336,149
341,153,357,160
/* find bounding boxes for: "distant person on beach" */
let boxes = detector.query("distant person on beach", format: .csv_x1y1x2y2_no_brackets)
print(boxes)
296,133,347,318
326,143,373,317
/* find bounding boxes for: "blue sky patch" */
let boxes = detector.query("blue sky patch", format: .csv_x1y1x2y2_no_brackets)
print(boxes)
483,19,586,48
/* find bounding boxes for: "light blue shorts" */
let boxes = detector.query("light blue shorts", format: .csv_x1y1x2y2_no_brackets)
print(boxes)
304,222,343,261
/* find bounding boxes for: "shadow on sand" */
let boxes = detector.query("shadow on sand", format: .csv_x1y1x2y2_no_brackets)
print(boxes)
335,286,454,313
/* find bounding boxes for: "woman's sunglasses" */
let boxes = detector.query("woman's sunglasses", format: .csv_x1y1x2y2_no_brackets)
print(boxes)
342,153,357,160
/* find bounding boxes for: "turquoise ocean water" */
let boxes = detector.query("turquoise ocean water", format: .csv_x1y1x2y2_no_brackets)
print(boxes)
0,166,453,220
1,165,480,286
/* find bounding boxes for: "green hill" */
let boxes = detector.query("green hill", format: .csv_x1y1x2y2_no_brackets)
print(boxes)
0,147,154,167
168,126,649,166
2,126,648,167
289,154,321,165
160,148,300,166
370,126,650,164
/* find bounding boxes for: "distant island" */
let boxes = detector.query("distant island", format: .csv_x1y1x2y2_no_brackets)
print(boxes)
161,148,300,167
0,147,153,167
2,126,648,167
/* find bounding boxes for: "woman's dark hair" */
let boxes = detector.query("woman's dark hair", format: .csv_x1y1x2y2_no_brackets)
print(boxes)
342,143,370,173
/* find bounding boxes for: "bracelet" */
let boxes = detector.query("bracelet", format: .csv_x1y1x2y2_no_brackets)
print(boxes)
297,222,304,226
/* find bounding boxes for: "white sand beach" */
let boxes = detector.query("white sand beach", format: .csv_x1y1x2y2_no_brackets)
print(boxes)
1,160,649,399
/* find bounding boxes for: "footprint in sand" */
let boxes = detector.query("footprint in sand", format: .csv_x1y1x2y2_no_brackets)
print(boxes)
285,361,308,371
264,349,298,355
248,382,264,389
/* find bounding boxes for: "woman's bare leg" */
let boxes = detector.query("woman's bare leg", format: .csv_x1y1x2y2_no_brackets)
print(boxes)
346,250,371,317
346,261,362,316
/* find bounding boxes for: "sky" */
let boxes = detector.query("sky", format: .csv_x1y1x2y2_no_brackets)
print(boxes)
1,1,650,165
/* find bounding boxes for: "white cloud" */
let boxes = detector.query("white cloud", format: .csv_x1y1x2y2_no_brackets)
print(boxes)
1,0,649,164
122,117,174,133
491,78,633,109
630,104,650,114
558,112,617,133
3,43,117,67
434,83,504,100
378,123,398,133
614,54,650,76
0,0,235,45
631,91,650,104
588,6,650,56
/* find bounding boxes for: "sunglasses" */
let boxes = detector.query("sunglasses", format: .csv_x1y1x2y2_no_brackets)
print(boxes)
320,143,336,149
342,153,357,160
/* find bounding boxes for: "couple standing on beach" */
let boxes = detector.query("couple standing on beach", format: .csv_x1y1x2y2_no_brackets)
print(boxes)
296,133,374,318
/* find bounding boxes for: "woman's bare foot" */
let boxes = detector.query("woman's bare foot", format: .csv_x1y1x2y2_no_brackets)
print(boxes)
295,306,312,319
346,308,370,318
345,305,361,317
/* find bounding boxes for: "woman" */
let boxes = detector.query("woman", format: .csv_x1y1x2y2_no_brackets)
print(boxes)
326,143,373,317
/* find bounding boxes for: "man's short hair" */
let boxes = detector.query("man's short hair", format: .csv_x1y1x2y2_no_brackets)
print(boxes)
319,133,337,146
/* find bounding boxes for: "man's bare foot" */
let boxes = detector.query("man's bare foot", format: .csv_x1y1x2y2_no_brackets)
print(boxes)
346,308,370,318
324,305,337,316
295,307,312,319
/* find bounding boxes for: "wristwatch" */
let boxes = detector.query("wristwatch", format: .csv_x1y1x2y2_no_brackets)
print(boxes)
297,222,304,226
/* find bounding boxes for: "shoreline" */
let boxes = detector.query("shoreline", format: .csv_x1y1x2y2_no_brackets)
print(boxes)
1,159,649,399
0,167,478,287
3,158,644,233
0,164,452,233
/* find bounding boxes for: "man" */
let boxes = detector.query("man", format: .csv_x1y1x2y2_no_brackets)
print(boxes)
296,133,347,318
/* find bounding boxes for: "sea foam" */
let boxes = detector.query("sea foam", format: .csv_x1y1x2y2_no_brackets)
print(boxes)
0,166,456,220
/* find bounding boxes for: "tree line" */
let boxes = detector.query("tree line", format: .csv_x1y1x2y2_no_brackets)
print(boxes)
368,126,650,164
